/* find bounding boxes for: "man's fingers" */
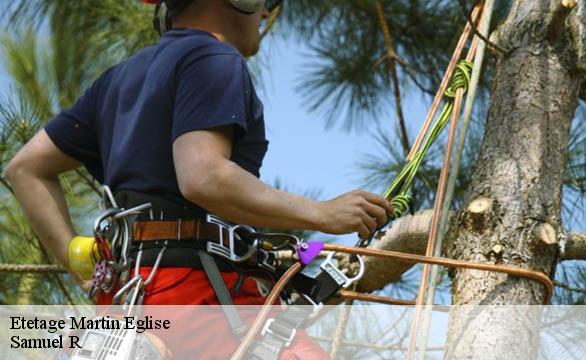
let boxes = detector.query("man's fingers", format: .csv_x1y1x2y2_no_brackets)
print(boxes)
359,191,394,216
362,202,388,227
361,215,377,236
358,223,371,240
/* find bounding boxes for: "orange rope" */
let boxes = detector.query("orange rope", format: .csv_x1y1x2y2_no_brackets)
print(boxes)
323,244,553,304
407,28,482,360
406,3,484,161
407,2,486,358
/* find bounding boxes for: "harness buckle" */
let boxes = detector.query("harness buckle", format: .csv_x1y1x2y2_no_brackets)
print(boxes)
206,214,257,262
299,293,324,316
320,252,365,288
261,318,297,347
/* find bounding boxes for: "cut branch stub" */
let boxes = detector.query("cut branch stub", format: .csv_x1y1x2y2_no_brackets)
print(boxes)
532,223,558,246
465,197,494,233
562,0,578,8
578,1,586,71
548,0,578,41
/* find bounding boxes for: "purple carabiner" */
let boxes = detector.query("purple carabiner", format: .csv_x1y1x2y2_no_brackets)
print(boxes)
297,242,325,265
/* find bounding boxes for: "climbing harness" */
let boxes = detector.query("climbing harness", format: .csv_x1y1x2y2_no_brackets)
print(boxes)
73,185,366,359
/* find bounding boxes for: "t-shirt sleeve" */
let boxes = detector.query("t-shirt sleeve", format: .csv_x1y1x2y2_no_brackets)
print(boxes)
172,52,252,141
44,79,103,182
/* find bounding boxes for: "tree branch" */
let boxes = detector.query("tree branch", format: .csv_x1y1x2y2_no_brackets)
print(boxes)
547,0,578,42
562,231,586,260
375,0,410,154
352,209,586,292
357,209,433,292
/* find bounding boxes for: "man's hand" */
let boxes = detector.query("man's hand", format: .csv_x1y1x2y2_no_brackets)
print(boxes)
316,190,394,239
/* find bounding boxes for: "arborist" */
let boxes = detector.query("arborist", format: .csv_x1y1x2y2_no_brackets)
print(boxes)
4,0,393,357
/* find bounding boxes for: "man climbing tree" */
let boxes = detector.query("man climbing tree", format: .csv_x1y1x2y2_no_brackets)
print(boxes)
4,0,393,358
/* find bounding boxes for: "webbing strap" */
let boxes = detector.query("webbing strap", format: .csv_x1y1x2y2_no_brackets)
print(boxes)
248,303,315,360
246,269,344,359
198,250,248,338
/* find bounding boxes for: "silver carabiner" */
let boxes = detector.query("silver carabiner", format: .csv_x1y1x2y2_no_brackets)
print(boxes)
143,240,168,286
93,208,122,241
320,252,365,288
112,274,142,305
102,185,118,209
125,277,145,318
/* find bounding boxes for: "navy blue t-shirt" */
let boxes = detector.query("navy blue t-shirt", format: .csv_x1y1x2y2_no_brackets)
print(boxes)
45,29,269,214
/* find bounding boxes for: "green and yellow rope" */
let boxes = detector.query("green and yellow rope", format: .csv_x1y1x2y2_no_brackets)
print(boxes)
383,60,473,218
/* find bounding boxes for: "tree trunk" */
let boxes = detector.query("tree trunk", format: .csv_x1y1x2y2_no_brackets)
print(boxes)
444,1,584,358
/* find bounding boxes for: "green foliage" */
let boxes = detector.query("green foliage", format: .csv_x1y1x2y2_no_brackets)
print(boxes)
0,0,158,304
276,0,502,130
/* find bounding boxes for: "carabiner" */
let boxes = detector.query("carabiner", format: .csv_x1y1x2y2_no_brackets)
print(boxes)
320,252,365,288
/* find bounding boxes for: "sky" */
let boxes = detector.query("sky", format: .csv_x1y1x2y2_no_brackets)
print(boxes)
259,42,429,194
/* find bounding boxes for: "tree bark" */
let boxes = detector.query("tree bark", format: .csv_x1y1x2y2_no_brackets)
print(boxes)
443,1,584,359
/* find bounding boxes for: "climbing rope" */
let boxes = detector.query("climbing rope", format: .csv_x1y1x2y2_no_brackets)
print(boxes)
329,298,353,359
415,1,497,359
382,60,473,218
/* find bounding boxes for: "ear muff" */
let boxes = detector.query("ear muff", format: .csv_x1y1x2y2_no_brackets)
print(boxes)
226,0,265,14
153,2,173,35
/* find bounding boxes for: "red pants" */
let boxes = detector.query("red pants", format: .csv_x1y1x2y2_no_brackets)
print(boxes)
98,267,328,359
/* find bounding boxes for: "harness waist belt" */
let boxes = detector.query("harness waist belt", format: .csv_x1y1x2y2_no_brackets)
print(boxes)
130,245,236,271
133,220,228,241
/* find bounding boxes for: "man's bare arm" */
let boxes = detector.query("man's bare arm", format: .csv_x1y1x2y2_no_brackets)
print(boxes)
173,126,393,239
4,130,80,267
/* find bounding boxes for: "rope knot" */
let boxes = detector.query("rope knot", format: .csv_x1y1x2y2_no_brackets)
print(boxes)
444,60,473,98
392,194,412,218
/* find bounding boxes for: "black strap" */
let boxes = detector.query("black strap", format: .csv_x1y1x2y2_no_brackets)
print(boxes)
280,269,344,304
198,250,248,338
